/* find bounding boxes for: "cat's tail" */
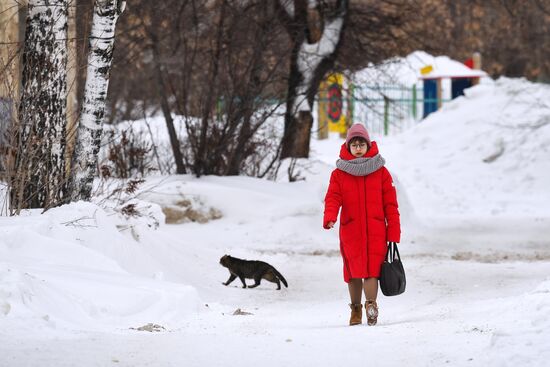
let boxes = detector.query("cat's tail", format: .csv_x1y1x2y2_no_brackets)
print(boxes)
272,267,288,288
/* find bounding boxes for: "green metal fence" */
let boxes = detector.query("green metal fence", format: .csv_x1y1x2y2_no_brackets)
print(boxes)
215,83,450,137
352,84,421,136
316,83,451,136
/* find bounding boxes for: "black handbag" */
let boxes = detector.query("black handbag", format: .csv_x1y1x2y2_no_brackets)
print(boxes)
380,242,406,296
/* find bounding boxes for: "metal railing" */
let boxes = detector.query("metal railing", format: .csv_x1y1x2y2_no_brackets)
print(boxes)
317,83,451,136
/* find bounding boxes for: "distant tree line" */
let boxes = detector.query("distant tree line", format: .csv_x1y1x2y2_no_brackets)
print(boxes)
412,0,550,81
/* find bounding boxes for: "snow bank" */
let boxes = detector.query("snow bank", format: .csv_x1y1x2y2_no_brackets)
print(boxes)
0,202,200,333
381,77,550,219
480,278,550,366
134,175,330,252
360,76,550,258
304,76,550,257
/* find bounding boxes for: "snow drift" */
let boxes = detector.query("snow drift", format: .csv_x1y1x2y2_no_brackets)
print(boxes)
0,202,200,333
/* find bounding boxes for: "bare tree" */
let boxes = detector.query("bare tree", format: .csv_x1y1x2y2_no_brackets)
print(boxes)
103,0,424,178
115,0,288,177
11,0,68,211
137,0,187,175
69,0,125,202
277,0,348,159
184,0,288,177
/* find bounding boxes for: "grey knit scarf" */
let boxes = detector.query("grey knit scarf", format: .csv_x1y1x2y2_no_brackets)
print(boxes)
336,154,385,176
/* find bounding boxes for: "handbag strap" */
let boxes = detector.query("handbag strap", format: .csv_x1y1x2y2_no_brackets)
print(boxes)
386,242,401,263
393,243,401,261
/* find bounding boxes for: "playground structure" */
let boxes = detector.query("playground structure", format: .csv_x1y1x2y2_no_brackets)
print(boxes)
317,52,487,138
420,52,485,118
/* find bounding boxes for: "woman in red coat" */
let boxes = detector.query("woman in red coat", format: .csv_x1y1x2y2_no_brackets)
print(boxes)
323,123,401,326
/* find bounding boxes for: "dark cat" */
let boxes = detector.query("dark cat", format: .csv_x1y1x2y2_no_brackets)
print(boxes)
219,255,288,290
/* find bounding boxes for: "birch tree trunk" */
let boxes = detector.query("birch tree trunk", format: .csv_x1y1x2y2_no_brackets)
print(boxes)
69,0,125,201
279,0,348,159
65,1,79,176
11,0,68,211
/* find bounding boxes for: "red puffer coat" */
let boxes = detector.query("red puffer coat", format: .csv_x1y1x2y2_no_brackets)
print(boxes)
323,142,401,282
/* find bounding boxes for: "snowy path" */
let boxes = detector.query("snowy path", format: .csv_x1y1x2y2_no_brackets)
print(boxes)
3,218,549,367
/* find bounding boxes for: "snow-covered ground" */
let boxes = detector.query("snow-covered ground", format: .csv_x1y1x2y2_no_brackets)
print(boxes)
1,77,550,367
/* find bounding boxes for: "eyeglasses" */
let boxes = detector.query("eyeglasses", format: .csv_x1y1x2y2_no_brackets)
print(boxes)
350,143,368,150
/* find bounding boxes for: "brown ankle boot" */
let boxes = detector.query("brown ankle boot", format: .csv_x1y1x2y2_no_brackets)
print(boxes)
365,300,378,326
349,303,363,326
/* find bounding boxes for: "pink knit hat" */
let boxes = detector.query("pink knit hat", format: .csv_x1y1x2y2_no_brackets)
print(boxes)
346,123,371,147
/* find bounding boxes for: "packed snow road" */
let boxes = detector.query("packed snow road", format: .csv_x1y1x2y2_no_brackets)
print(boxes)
2,210,549,367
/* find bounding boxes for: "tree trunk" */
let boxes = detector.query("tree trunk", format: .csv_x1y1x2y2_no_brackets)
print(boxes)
194,0,227,177
280,0,348,159
69,0,125,202
65,1,79,177
0,1,23,176
148,18,186,175
224,2,271,176
280,37,307,159
11,0,68,211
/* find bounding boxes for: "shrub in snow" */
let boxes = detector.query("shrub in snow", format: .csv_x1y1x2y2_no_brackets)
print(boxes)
101,129,158,178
